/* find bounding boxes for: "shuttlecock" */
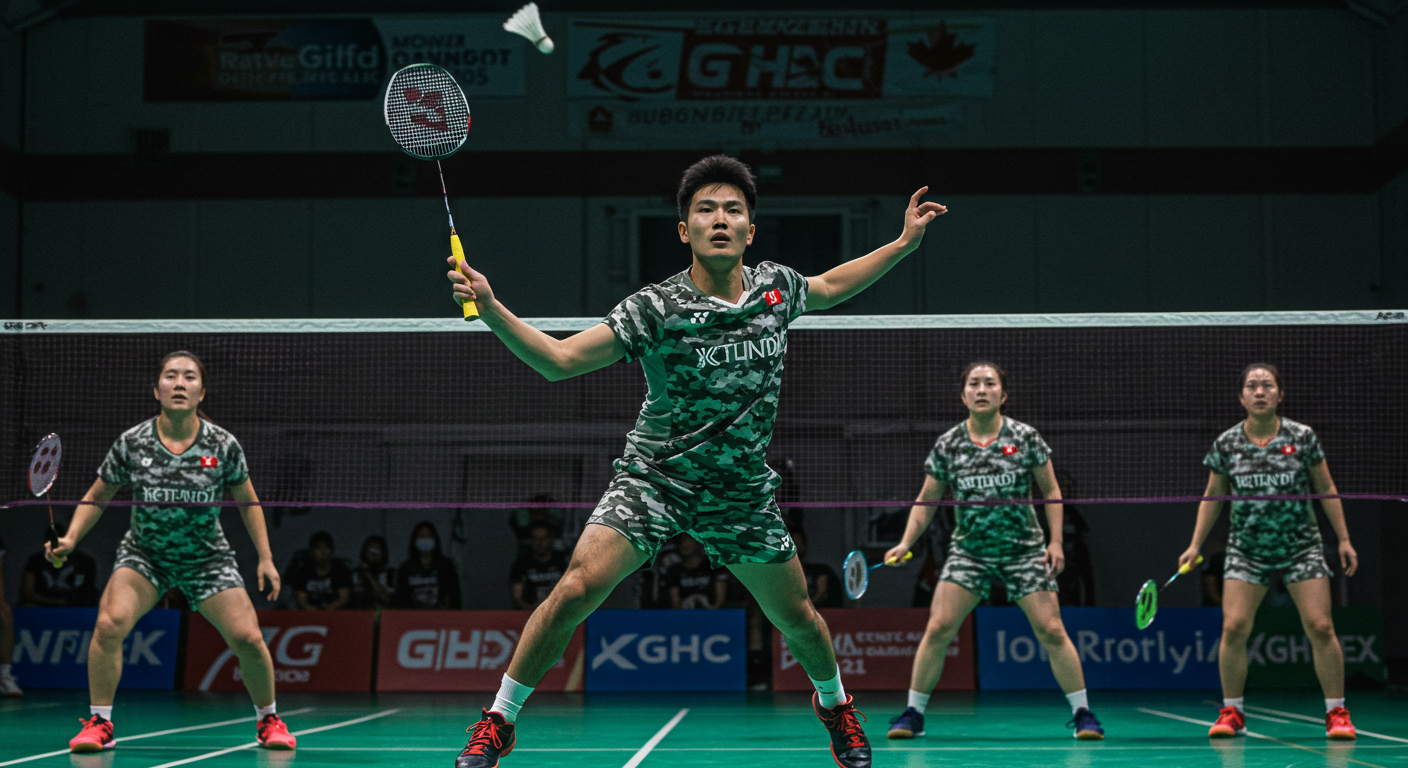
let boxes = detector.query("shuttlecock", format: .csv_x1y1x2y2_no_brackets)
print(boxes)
504,3,554,54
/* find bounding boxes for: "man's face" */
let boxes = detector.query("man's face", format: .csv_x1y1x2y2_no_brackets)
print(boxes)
679,183,754,264
529,527,554,558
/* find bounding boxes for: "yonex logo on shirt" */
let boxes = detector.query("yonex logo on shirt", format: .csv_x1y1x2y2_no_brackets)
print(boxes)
955,472,1020,491
694,333,783,367
1233,472,1296,490
689,312,709,324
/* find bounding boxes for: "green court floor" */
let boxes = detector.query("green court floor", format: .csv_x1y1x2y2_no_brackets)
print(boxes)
2,689,1405,768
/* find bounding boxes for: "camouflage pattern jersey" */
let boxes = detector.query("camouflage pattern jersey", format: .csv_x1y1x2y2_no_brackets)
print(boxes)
98,417,250,563
1203,418,1326,560
925,417,1051,559
602,262,808,498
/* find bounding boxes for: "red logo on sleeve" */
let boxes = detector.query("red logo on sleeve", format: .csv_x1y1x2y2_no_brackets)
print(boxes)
1281,445,1296,455
764,289,782,306
1002,445,1017,455
199,456,219,468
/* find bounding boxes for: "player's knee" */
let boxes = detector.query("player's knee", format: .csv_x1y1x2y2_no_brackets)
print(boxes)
546,570,603,617
1301,615,1336,643
771,599,820,638
1221,615,1254,641
92,612,132,649
226,629,267,657
1032,620,1068,647
924,615,961,642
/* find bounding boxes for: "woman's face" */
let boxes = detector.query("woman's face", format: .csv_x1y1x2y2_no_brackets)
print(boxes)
1240,368,1282,417
154,357,204,414
363,542,386,566
960,366,1006,416
414,526,437,555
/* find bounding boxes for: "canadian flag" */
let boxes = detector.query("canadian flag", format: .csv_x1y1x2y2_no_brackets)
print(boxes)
764,289,782,306
1281,445,1297,455
1002,445,1017,455
199,456,219,468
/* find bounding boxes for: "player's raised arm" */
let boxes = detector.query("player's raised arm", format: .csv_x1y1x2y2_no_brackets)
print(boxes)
447,256,625,380
805,187,947,311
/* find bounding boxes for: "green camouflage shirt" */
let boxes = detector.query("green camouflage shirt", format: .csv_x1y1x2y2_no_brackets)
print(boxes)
603,262,808,496
1203,418,1325,559
98,418,249,560
925,417,1050,558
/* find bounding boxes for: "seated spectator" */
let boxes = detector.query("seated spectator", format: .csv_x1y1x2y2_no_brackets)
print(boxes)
640,536,683,609
794,530,842,608
289,531,352,610
666,536,725,610
20,521,99,607
509,524,567,610
0,536,19,696
396,521,462,609
352,535,396,610
509,494,565,556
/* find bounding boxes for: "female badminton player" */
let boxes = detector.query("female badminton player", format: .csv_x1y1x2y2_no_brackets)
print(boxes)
446,155,945,768
1179,363,1358,740
46,351,296,752
882,363,1104,741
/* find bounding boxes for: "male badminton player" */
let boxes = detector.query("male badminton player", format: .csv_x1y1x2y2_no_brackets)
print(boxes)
1179,364,1358,740
45,351,296,752
446,155,944,768
882,363,1104,741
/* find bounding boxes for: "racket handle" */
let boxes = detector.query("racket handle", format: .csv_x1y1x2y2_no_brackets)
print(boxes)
47,526,65,569
1178,554,1205,575
451,232,480,322
884,551,914,566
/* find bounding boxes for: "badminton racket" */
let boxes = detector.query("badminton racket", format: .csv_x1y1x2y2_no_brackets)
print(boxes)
1134,555,1203,629
383,63,477,321
842,550,913,600
27,433,64,568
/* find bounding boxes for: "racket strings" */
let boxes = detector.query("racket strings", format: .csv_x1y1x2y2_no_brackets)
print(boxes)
386,67,469,158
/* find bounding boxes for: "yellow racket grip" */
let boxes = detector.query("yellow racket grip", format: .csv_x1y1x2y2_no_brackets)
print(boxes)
884,551,914,566
450,232,480,322
1178,555,1205,575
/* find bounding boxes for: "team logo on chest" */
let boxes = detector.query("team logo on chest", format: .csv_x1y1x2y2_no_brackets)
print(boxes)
1281,445,1297,455
199,456,219,468
1002,445,1017,455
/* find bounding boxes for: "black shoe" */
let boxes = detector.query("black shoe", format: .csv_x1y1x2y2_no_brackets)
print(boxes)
813,693,871,768
455,709,516,768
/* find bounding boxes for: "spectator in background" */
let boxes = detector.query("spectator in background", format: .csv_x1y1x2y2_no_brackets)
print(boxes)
0,536,19,696
21,521,99,607
640,536,683,609
396,521,462,609
509,524,567,610
508,494,565,557
666,536,726,610
289,531,352,610
1039,475,1096,607
352,535,396,610
794,530,842,608
1202,550,1227,607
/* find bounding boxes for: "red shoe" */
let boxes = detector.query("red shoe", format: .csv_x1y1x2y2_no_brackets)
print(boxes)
257,714,297,750
1208,706,1246,738
1326,707,1357,740
456,709,516,768
813,694,871,768
69,715,115,752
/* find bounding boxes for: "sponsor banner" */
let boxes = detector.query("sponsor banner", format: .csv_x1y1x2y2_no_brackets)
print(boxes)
11,607,179,689
774,609,974,691
1246,607,1385,688
378,611,584,692
585,609,744,691
566,16,992,101
184,610,374,692
145,18,524,101
570,101,959,142
978,607,1222,689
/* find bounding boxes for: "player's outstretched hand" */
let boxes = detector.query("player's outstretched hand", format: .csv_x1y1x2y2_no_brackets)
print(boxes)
257,558,281,601
899,186,947,250
447,256,496,314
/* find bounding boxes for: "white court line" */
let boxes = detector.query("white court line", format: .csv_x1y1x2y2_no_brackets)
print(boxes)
1242,712,1294,724
0,707,315,767
621,708,688,768
1138,708,1391,768
144,709,400,768
1244,705,1408,744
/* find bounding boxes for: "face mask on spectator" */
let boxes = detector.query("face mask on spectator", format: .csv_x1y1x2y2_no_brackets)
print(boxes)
415,538,436,553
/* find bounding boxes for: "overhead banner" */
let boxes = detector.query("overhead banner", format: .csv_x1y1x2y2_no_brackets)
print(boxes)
1245,607,1385,688
377,611,584,692
774,609,975,691
145,18,525,101
978,607,1222,690
11,607,180,689
585,609,745,691
566,17,993,102
184,610,375,692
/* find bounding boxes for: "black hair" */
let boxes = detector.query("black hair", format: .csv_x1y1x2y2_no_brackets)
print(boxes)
156,350,213,423
676,155,757,222
309,530,334,550
1240,363,1282,390
960,361,1009,411
361,535,388,565
409,520,443,561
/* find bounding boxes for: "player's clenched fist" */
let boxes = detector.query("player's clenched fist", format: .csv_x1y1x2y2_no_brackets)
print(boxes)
447,256,495,311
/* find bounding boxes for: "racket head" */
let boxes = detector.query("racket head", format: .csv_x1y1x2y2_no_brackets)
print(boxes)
384,64,470,160
27,433,62,496
1135,579,1158,629
843,550,869,600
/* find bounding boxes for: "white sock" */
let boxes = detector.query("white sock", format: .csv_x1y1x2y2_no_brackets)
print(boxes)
255,702,276,719
90,705,113,721
1326,697,1345,713
1224,697,1244,713
1065,689,1089,715
907,689,931,714
810,670,846,710
492,674,534,723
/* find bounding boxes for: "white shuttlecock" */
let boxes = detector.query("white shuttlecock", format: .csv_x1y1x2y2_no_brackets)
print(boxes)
504,3,554,54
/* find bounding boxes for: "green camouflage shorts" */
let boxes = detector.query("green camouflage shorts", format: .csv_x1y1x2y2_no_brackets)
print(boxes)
1224,545,1332,587
588,472,796,569
114,533,245,607
939,546,1056,602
